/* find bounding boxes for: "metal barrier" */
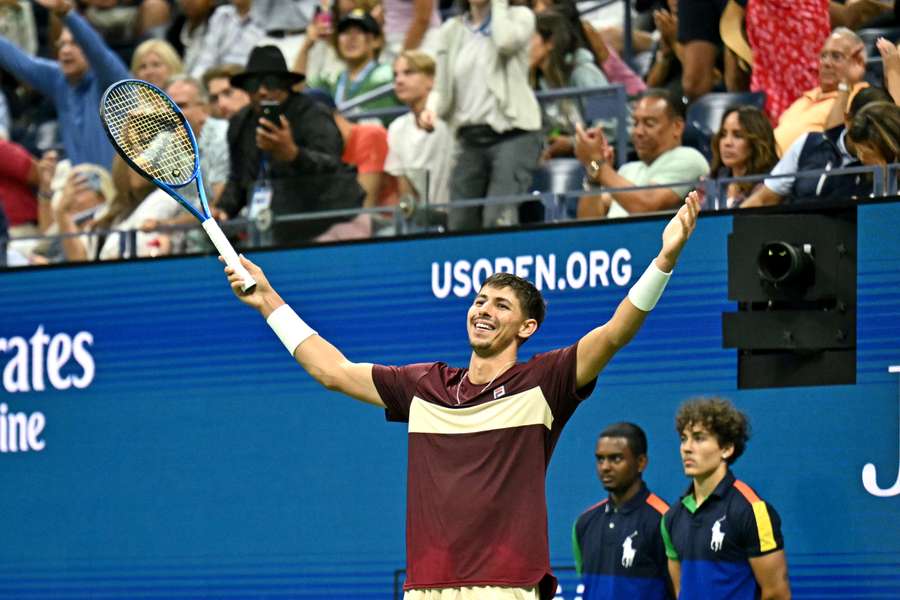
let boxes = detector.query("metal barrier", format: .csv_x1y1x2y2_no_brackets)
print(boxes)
6,163,899,267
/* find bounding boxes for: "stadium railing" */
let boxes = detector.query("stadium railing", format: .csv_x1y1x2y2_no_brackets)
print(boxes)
6,163,898,268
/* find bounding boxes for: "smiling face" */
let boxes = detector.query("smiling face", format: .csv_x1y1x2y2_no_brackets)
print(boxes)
595,436,645,497
135,50,173,89
466,285,535,357
57,29,89,82
631,96,684,164
680,422,732,480
338,26,376,64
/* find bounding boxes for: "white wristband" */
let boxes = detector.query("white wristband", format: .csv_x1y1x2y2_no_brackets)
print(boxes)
266,304,317,356
628,261,672,312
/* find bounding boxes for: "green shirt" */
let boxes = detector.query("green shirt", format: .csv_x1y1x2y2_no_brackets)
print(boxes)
608,146,710,218
310,61,400,114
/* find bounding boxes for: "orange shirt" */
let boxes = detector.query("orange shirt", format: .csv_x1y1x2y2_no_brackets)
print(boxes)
773,82,867,155
342,123,399,207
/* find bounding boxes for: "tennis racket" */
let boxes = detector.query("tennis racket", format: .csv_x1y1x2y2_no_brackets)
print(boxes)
99,78,256,292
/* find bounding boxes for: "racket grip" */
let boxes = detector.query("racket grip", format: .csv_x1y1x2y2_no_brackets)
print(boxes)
202,218,257,293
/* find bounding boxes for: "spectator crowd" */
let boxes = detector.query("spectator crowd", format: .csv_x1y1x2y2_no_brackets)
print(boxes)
0,0,899,266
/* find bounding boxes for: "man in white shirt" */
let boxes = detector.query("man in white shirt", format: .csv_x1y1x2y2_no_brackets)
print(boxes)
189,0,265,79
385,50,453,210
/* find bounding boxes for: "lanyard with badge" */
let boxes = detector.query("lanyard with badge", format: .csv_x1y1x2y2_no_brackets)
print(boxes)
249,154,274,235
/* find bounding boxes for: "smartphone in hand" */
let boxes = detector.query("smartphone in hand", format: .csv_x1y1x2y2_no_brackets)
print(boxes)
260,101,283,126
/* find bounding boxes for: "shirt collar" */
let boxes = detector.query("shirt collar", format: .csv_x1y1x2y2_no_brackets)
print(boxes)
607,481,650,515
804,87,835,102
464,12,491,35
680,469,735,513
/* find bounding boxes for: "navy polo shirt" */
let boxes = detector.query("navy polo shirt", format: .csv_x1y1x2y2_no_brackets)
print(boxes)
661,470,784,600
573,482,673,600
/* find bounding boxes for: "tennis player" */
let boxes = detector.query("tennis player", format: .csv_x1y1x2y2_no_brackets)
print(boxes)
224,193,701,600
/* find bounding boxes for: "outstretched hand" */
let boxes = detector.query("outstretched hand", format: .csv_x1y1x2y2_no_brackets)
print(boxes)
222,254,283,316
657,191,700,272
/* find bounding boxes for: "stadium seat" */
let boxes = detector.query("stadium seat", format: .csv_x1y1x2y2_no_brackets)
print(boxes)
531,158,586,194
858,27,900,59
526,158,587,222
684,91,766,160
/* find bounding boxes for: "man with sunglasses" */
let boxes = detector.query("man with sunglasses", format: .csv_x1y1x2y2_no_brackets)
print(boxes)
217,45,365,246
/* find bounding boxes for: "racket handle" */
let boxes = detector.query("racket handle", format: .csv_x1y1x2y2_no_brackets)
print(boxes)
202,218,257,293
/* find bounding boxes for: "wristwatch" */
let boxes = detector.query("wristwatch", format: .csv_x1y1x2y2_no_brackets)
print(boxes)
587,158,606,181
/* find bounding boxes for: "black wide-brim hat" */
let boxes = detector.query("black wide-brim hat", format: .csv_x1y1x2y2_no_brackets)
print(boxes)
231,45,305,90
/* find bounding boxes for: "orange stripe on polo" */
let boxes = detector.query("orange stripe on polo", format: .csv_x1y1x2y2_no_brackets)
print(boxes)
645,493,669,515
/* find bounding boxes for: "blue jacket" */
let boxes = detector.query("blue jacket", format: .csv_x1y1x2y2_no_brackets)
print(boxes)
0,11,129,167
792,126,868,202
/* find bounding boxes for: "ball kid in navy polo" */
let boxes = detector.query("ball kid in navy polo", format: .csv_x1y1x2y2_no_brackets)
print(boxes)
661,398,790,600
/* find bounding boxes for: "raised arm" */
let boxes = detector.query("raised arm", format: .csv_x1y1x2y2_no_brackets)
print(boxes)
402,0,433,51
490,0,534,56
877,37,900,106
575,192,700,388
61,8,130,87
0,32,59,97
224,255,385,407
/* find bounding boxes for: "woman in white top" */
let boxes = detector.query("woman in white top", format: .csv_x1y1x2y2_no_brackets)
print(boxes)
420,0,543,231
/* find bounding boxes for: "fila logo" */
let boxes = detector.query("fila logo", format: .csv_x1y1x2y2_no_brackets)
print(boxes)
710,516,726,551
493,386,506,399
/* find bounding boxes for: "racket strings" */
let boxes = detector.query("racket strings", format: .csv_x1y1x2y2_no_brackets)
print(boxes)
102,83,197,186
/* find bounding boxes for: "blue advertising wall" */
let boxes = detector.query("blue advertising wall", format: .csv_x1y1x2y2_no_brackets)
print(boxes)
1,204,898,598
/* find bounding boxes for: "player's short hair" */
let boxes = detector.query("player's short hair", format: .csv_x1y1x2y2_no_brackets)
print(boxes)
480,273,546,327
599,422,648,457
675,397,750,465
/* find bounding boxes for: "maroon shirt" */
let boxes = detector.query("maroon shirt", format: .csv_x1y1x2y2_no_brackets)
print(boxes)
373,343,596,598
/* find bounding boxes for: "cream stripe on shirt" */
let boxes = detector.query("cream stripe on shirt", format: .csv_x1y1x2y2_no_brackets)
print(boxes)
408,387,553,435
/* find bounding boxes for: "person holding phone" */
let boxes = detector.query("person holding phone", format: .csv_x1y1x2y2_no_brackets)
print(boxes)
217,45,365,246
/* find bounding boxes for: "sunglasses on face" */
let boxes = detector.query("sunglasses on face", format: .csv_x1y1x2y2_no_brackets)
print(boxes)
243,74,293,93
